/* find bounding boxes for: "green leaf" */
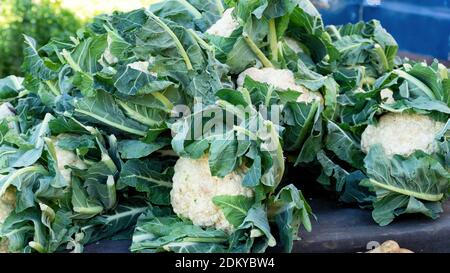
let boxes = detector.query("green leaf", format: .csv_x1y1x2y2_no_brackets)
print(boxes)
22,35,58,81
364,145,449,202
56,134,96,155
0,76,24,100
74,90,149,137
80,203,148,244
325,121,365,169
269,184,313,252
131,208,228,253
71,178,104,219
118,159,172,205
243,155,262,187
0,208,48,253
118,139,169,159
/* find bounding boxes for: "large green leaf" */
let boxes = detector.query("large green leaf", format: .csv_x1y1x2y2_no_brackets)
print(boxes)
118,159,173,205
22,36,58,81
131,208,228,253
212,195,255,227
74,90,149,137
364,145,450,202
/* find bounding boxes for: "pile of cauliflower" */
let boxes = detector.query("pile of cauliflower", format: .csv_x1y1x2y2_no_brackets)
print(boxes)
170,156,253,233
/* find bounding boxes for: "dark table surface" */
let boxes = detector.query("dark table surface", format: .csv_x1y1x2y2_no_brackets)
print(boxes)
83,198,450,253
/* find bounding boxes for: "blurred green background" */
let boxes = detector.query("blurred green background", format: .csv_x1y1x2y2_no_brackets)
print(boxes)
0,0,158,78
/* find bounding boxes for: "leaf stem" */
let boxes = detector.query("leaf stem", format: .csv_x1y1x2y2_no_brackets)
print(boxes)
45,80,60,96
242,33,273,68
367,179,444,202
146,11,194,71
152,92,174,110
116,100,163,127
215,0,225,15
290,101,319,151
187,28,214,52
176,0,202,19
106,176,117,210
373,44,389,72
0,166,49,195
74,108,148,136
61,49,82,72
268,19,278,62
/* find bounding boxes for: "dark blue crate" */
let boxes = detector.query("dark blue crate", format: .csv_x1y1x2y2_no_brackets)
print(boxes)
318,0,450,60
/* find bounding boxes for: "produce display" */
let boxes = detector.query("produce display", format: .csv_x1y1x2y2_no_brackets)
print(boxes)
0,0,448,253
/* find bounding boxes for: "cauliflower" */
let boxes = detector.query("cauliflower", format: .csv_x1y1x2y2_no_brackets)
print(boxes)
53,135,87,183
170,156,253,233
0,103,15,120
237,67,321,103
380,88,395,104
361,113,445,157
206,8,239,38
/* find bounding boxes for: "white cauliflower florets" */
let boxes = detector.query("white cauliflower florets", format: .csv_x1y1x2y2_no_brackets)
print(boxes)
237,67,321,103
53,135,87,183
380,88,395,104
206,8,239,38
361,113,445,157
170,156,253,233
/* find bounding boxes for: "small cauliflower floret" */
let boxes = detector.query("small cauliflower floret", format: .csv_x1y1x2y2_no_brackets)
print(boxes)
284,37,303,54
237,67,321,103
206,8,239,38
170,156,253,233
380,88,395,104
0,187,16,253
361,113,445,157
53,135,87,183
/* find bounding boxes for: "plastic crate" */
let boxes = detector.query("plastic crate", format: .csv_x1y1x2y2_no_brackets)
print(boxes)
317,0,450,60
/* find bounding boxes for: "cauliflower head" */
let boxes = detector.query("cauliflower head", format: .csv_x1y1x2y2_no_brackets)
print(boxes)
53,135,87,183
361,113,445,157
237,67,321,103
170,156,253,233
206,8,239,38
